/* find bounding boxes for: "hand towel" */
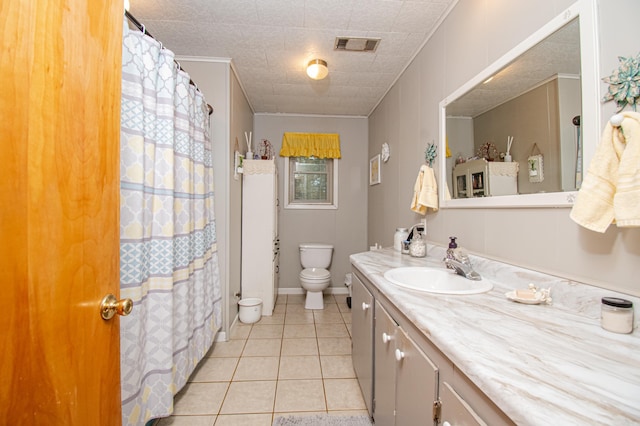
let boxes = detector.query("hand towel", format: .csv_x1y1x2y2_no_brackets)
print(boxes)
410,165,438,214
570,111,640,232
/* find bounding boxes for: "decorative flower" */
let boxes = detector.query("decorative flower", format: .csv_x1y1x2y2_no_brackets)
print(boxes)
603,53,640,111
424,143,437,167
477,142,498,161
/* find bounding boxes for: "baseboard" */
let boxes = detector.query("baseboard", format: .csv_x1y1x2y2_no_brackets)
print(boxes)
277,287,349,295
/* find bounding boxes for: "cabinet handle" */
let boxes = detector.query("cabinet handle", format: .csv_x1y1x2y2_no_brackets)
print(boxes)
382,332,392,344
395,348,405,361
361,302,370,311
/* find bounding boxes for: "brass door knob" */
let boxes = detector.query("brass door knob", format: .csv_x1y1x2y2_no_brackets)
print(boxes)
100,294,133,320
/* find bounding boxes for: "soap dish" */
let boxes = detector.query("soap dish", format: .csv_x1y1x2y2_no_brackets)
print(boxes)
505,284,552,305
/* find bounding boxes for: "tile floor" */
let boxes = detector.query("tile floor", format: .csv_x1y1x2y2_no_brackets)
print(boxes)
156,293,367,426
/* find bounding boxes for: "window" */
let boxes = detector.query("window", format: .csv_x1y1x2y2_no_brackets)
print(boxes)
284,157,338,209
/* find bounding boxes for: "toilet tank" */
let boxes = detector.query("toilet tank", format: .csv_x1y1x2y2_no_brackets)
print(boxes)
299,243,333,269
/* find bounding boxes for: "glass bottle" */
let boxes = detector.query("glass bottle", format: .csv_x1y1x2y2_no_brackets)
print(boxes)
409,231,426,257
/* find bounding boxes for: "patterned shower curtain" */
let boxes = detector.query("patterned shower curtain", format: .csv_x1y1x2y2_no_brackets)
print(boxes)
119,22,222,425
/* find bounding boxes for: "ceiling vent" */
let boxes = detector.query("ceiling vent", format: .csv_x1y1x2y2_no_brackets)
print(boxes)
334,37,380,52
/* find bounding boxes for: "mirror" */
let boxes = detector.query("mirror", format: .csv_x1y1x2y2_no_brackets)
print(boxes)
439,0,600,208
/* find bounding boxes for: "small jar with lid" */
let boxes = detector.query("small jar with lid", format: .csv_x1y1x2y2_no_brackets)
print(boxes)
394,228,409,252
601,297,634,334
409,231,427,258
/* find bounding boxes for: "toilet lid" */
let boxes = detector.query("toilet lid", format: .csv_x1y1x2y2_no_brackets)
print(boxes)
300,268,330,280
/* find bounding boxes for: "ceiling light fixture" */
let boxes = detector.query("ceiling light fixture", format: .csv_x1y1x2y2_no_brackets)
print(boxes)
306,59,328,80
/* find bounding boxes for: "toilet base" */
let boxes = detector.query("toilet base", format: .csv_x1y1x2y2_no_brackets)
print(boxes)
304,290,324,310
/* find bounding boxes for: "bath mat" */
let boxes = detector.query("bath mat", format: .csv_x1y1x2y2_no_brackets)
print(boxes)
272,413,372,426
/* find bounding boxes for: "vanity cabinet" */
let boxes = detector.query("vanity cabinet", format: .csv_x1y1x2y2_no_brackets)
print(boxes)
375,300,439,426
352,267,513,426
351,273,374,416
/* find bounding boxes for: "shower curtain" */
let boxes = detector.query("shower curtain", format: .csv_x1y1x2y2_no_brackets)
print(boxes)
119,22,222,425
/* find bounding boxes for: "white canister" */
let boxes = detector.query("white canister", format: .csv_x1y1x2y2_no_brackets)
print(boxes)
601,297,634,334
394,228,409,252
239,298,263,324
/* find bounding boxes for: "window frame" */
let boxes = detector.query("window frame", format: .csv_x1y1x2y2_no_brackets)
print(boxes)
283,157,339,210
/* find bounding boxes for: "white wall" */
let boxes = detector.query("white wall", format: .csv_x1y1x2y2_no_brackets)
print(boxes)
178,58,253,336
254,114,369,293
445,117,474,194
368,0,640,296
229,69,254,321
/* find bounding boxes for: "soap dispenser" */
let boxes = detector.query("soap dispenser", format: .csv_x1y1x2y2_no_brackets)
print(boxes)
444,237,457,269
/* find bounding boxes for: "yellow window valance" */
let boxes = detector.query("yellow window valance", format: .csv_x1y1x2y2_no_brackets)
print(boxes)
279,132,341,159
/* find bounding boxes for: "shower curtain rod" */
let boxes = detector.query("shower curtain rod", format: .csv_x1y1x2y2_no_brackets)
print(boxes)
124,10,214,116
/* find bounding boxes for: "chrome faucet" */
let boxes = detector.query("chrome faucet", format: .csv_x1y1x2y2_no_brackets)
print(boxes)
445,257,482,281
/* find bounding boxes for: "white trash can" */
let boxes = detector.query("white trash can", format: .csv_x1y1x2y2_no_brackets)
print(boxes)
238,298,263,324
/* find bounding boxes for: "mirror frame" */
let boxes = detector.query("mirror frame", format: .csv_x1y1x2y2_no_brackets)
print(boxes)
438,0,600,208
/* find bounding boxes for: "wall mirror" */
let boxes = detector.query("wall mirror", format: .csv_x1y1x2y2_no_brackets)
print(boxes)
438,0,599,208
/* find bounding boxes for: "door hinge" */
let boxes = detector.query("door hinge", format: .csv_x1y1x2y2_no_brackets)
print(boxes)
433,399,442,423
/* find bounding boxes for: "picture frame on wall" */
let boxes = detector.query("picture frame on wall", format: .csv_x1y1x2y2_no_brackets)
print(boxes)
369,154,381,185
527,154,544,183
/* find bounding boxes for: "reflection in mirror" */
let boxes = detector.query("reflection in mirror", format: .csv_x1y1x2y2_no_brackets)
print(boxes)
439,0,600,208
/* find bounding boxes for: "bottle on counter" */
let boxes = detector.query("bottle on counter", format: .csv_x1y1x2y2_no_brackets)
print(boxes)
444,237,458,268
394,228,409,252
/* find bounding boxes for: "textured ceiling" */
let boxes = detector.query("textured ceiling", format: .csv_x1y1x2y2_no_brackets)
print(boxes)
446,18,581,118
128,0,456,116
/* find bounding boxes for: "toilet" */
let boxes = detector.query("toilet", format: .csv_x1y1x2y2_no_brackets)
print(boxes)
299,243,333,309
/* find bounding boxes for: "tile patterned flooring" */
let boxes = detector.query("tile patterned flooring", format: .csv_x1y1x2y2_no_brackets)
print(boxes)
156,294,367,426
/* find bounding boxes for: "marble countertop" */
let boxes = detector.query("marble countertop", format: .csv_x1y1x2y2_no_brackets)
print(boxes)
350,246,640,425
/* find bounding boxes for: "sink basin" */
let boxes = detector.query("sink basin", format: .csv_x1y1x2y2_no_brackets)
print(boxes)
383,267,493,295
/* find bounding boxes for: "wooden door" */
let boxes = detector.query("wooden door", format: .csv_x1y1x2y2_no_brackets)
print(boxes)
1,0,123,424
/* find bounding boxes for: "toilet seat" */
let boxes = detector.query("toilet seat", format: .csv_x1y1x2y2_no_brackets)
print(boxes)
300,268,330,281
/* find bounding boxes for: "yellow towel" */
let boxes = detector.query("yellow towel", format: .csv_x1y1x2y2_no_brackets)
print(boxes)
410,165,438,215
570,111,640,232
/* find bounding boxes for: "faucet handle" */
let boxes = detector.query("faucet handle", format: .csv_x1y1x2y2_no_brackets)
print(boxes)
444,258,482,281
452,249,470,264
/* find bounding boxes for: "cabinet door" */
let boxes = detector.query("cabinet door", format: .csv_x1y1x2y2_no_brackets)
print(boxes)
453,167,469,198
440,382,488,426
395,327,439,426
352,273,375,416
466,160,488,197
374,301,399,425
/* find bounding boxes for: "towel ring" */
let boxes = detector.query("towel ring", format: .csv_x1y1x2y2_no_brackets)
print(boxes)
610,114,624,127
